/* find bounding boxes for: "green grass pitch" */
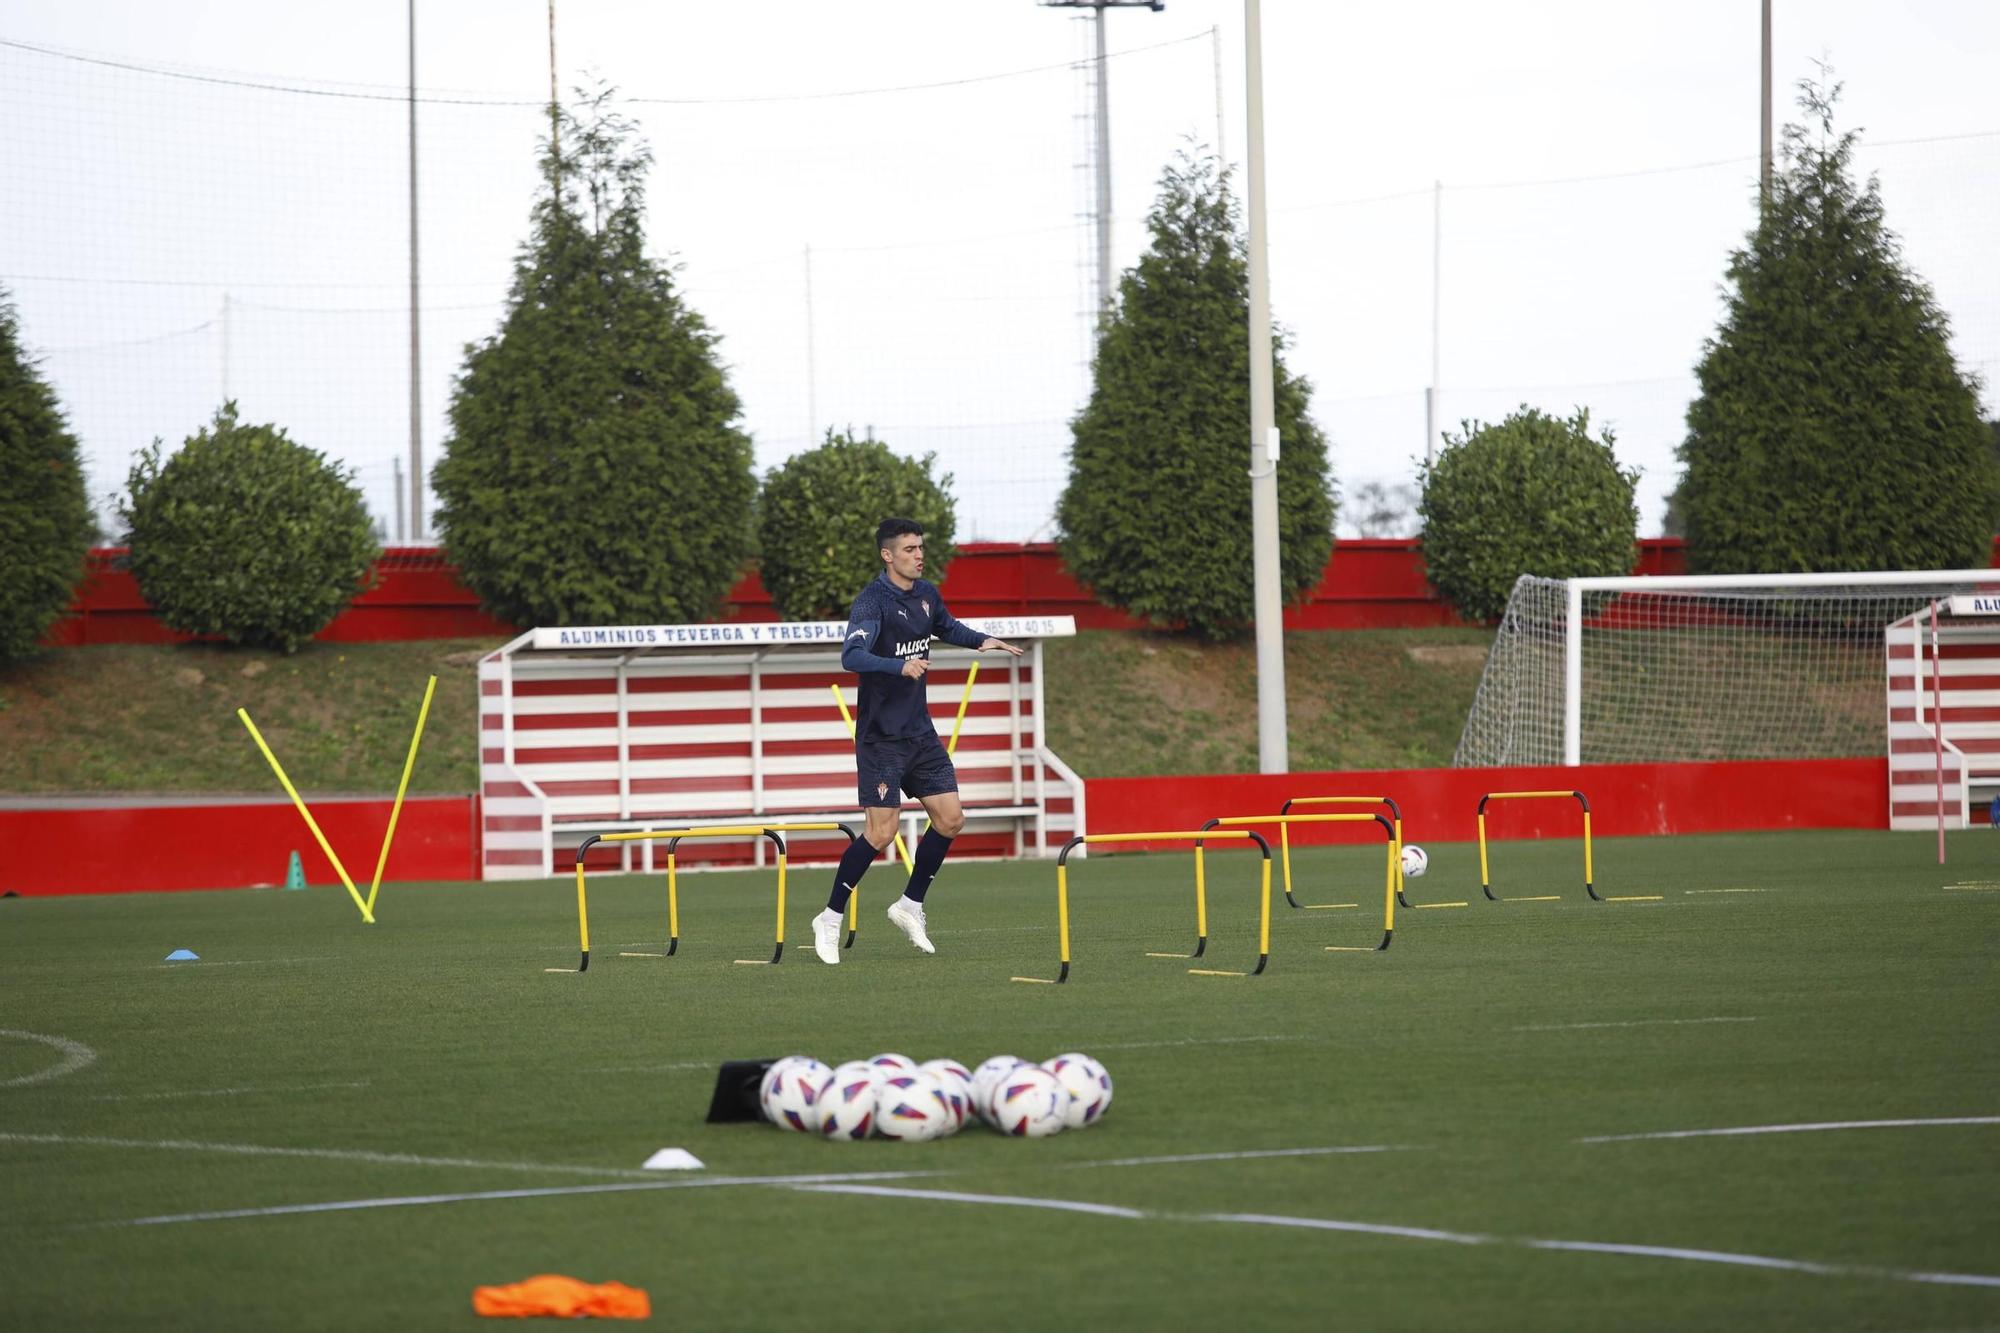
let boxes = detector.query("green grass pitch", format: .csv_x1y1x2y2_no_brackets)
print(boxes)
2,829,1997,1330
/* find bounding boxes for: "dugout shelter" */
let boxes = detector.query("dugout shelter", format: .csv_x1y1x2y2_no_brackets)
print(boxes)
477,615,1083,878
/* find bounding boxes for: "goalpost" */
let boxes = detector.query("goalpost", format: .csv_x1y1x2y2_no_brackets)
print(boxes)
1455,570,2000,831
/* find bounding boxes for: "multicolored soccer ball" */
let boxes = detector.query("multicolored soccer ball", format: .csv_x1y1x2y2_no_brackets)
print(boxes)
759,1056,832,1134
988,1064,1070,1137
970,1054,1027,1126
819,1061,881,1141
867,1052,917,1075
919,1058,975,1133
1400,844,1428,879
1042,1052,1112,1129
874,1068,953,1141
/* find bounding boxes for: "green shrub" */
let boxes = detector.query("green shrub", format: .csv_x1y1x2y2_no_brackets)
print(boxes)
433,89,755,627
119,403,378,652
1677,74,2000,572
1418,406,1638,622
1057,153,1335,639
757,432,957,619
0,293,95,662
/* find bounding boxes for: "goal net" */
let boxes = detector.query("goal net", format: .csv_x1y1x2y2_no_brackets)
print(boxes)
1454,570,2000,769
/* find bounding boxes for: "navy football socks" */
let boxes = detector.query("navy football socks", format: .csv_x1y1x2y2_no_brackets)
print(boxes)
825,837,879,913
904,828,954,903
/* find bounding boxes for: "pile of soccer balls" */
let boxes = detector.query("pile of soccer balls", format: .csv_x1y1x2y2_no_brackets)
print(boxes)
759,1052,1112,1141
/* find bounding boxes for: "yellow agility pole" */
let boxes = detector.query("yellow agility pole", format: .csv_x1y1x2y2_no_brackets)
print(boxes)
364,673,436,916
1036,830,1272,984
1476,789,1599,903
830,684,914,873
1278,796,1407,908
573,822,860,968
1199,813,1396,953
237,709,373,923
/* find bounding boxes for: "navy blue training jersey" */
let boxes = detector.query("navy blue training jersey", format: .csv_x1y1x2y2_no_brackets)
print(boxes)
841,573,987,742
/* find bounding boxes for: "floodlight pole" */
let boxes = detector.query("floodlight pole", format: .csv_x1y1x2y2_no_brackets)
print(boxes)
406,0,423,541
1244,0,1286,773
1040,0,1163,320
1759,0,1773,207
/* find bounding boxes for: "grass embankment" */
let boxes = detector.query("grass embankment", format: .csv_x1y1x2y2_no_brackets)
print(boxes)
0,628,1494,794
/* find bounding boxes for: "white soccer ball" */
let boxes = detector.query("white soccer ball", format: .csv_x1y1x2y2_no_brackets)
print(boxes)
1400,844,1428,879
867,1052,918,1075
874,1068,953,1142
1042,1052,1112,1129
819,1061,881,1141
919,1059,975,1133
988,1064,1070,1138
759,1056,832,1134
970,1054,1027,1126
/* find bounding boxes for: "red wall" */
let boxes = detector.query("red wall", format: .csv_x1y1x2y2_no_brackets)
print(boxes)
0,796,480,896
45,537,1718,646
2,758,1888,896
1082,757,1886,851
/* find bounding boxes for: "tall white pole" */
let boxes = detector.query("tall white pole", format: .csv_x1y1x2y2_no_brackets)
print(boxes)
1093,6,1113,319
1563,579,1583,765
1244,0,1287,774
407,0,423,541
1427,179,1441,465
804,243,818,446
1760,0,1773,207
1210,24,1225,161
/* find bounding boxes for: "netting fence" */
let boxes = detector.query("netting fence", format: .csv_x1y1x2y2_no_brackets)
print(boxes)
3,30,1996,545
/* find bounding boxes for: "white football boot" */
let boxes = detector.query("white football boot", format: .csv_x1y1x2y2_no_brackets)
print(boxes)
811,908,843,965
886,895,935,954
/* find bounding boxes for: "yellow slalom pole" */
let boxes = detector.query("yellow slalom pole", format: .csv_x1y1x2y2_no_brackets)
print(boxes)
667,851,679,953
1057,863,1072,973
1583,810,1595,893
1383,836,1398,934
1478,811,1490,896
1258,856,1272,960
775,852,788,950
1279,823,1294,905
829,684,912,872
1194,841,1210,949
946,660,979,754
237,709,373,923
573,858,591,969
365,673,436,915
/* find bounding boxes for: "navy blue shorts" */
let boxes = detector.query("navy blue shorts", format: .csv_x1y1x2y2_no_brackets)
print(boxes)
857,731,958,807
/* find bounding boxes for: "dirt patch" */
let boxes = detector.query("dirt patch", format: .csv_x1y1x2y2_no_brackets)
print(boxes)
1404,644,1488,667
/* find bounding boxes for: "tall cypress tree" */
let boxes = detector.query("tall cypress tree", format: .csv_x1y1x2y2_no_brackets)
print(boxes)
1057,153,1335,638
434,88,755,626
0,291,94,662
1677,72,1998,573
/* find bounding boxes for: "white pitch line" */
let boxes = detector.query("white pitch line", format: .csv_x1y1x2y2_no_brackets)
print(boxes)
0,1131,677,1179
1516,1017,1758,1032
792,1183,1146,1219
106,1170,942,1228
92,1081,370,1102
787,1186,2000,1290
0,1031,98,1089
1063,1144,1406,1170
1580,1116,2000,1144
153,956,336,969
1090,1034,1312,1052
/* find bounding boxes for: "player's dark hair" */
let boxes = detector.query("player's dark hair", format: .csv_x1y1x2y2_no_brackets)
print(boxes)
876,517,924,550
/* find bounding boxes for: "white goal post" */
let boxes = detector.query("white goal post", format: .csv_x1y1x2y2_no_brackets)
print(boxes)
1455,571,2000,828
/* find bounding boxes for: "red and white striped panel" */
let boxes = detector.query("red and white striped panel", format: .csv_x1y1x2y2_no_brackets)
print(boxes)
478,645,1081,878
1884,619,2000,829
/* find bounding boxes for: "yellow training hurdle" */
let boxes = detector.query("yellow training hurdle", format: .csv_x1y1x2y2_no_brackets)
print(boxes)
1200,813,1397,954
1476,790,1598,902
567,822,860,972
1031,831,1273,985
1276,795,1408,908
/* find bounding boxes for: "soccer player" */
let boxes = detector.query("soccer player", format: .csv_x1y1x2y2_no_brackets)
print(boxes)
812,517,1024,964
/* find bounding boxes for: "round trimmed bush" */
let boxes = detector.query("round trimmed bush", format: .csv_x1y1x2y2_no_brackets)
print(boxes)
120,403,379,652
756,432,958,620
1418,406,1637,623
0,294,95,662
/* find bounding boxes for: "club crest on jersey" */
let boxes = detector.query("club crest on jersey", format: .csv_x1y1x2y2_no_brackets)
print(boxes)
920,599,930,615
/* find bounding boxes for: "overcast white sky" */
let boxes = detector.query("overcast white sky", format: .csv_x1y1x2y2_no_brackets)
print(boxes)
2,1,1995,543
